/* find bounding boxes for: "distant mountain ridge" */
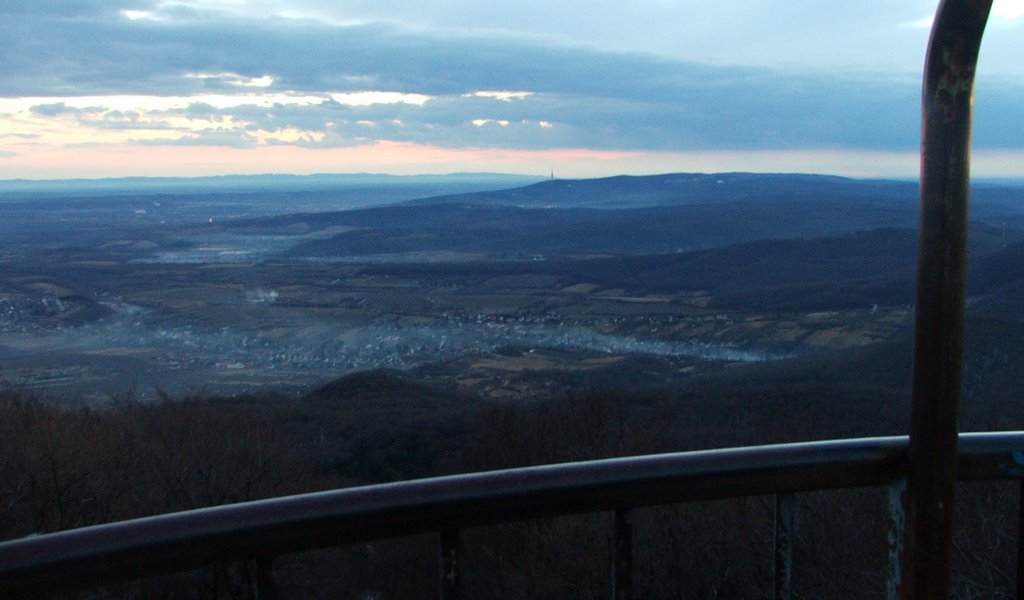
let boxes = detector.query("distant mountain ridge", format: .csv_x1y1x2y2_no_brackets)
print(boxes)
238,171,1024,260
281,199,923,259
404,172,921,209
0,172,541,196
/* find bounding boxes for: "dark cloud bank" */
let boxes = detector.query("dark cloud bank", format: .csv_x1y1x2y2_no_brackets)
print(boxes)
3,3,1021,152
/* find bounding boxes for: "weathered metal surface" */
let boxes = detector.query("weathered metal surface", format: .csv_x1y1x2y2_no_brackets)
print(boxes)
613,508,633,600
439,528,460,600
0,432,1021,596
905,0,992,598
773,493,794,600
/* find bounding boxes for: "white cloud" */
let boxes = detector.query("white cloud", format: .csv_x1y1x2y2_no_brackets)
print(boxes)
471,91,533,102
328,92,433,106
0,94,325,114
2,0,1024,178
186,72,275,88
994,0,1024,19
251,127,325,145
902,15,933,29
120,9,161,21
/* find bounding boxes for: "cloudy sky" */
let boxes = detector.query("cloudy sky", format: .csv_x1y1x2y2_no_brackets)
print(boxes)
1,0,1022,180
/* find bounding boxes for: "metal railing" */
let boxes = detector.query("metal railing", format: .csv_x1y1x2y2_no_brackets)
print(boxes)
906,0,992,596
0,0,1004,598
1,432,1023,598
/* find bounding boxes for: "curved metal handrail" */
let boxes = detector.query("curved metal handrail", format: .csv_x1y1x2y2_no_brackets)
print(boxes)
906,1,993,596
1,432,1022,596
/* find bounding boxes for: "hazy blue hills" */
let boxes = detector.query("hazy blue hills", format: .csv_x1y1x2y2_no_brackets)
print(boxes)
280,199,924,259
968,240,1024,321
352,223,1020,313
0,172,540,196
260,172,1024,261
404,172,917,209
253,171,1024,315
404,172,1022,211
0,173,545,248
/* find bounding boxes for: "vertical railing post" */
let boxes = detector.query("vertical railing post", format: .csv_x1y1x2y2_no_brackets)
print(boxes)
254,557,279,600
773,493,794,600
1017,479,1024,600
613,508,633,600
439,528,461,600
904,1,992,599
888,480,907,600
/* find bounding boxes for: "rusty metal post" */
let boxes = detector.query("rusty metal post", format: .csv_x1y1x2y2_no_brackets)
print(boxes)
439,528,460,600
903,1,992,598
612,508,633,600
773,493,794,600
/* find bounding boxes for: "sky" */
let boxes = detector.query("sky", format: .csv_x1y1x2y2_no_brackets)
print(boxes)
1,1,1022,180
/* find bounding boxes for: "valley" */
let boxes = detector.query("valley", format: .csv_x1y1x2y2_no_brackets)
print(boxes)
2,172,1021,402
5,172,1024,599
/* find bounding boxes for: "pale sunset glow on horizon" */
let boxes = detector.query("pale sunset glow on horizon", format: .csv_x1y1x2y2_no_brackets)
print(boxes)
2,1,1023,181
